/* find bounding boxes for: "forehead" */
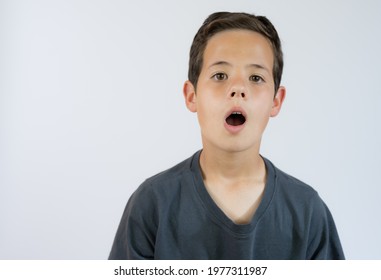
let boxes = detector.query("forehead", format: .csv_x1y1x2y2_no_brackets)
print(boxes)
203,29,274,68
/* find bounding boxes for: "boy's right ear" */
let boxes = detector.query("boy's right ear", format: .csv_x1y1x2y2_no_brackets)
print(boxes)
183,80,197,113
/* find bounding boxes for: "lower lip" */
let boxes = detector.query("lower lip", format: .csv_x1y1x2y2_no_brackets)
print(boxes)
224,122,246,134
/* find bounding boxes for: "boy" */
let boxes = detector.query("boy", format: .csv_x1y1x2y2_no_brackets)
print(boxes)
109,12,344,259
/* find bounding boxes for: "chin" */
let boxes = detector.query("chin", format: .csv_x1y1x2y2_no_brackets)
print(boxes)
214,141,259,154
224,145,255,154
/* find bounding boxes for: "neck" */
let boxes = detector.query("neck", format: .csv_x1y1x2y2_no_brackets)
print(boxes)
199,145,265,183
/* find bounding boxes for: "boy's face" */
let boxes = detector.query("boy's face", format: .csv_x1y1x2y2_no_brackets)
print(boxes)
184,29,285,154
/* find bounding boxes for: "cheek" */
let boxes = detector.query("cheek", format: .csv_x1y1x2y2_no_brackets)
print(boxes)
250,98,274,124
197,98,223,130
198,103,218,125
255,92,275,113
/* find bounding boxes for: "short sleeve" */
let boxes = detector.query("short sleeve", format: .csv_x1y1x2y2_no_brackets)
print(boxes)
306,194,345,260
108,183,157,260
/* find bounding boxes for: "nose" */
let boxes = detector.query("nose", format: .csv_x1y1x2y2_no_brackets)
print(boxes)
228,76,246,99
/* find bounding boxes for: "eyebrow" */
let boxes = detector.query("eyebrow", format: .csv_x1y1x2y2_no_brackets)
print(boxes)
208,61,231,68
208,61,270,74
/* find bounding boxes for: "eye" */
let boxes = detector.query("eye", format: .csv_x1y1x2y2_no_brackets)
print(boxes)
250,75,264,83
212,73,228,81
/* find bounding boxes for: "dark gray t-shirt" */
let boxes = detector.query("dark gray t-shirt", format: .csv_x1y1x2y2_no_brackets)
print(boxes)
109,151,344,259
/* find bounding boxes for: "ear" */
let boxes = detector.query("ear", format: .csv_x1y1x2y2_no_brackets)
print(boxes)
270,86,286,117
183,80,197,113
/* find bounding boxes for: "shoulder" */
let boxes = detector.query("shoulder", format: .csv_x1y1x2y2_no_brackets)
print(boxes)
128,152,197,208
264,157,338,231
144,154,194,187
109,154,197,260
118,152,198,233
263,157,328,218
265,157,319,200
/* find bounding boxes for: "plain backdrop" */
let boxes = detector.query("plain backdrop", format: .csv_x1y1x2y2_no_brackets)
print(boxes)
1,0,380,259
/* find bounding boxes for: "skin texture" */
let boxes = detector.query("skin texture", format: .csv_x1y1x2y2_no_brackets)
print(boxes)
183,30,286,224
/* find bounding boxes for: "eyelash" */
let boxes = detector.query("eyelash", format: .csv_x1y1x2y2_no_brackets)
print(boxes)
249,75,265,83
212,73,228,81
211,73,265,83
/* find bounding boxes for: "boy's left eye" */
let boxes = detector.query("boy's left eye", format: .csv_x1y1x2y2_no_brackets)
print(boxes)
250,75,264,83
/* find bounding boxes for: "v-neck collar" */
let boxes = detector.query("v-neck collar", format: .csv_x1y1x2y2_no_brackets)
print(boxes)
190,150,277,237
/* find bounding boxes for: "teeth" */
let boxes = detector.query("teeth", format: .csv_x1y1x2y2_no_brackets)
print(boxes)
232,112,242,115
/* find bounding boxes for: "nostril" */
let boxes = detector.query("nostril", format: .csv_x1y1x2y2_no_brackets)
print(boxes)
230,92,245,98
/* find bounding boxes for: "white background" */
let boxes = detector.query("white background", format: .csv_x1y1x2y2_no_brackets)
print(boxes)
1,0,380,259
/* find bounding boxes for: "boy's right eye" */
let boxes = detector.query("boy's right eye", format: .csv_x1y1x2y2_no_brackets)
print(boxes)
212,73,228,81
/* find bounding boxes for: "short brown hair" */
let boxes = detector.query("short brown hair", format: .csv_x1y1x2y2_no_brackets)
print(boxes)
188,12,283,92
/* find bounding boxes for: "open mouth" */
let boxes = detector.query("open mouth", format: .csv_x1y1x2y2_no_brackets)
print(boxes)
225,112,246,126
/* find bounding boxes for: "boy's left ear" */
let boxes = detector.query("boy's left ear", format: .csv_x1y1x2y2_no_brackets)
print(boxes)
183,80,197,113
270,86,286,117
